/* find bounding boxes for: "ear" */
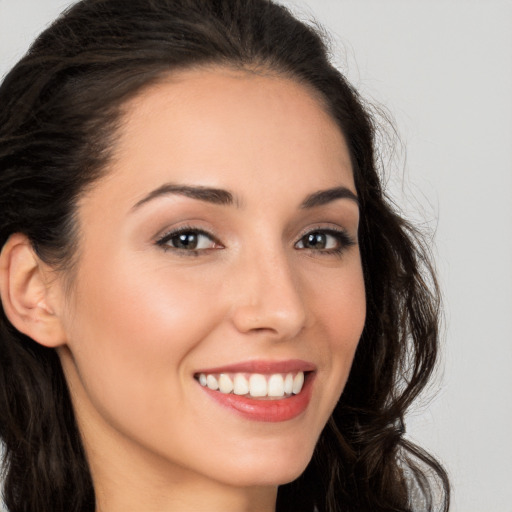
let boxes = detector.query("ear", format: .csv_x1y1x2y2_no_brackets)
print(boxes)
0,233,67,347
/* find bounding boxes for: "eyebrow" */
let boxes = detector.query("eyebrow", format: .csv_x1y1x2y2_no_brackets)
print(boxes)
131,183,358,211
132,184,235,210
300,186,359,209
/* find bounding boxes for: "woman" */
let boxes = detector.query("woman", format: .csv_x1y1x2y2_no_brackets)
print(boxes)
0,1,449,511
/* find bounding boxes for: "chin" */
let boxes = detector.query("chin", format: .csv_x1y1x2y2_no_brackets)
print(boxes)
212,444,315,488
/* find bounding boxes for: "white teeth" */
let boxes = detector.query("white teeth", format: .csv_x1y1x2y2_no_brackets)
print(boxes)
218,374,233,394
198,370,307,397
268,374,285,397
284,373,294,394
249,374,267,397
233,373,249,395
292,371,304,394
206,374,219,391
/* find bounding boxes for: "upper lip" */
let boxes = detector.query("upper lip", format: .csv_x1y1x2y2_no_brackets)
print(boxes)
194,359,317,375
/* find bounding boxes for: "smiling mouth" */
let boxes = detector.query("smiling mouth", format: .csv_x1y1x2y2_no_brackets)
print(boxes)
195,371,307,399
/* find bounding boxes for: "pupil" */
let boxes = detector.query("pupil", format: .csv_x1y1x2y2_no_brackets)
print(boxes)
176,233,197,249
306,232,326,249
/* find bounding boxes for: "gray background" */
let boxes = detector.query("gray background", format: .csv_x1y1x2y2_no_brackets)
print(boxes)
1,1,511,510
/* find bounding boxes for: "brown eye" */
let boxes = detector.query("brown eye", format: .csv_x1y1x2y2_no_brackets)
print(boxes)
295,229,355,254
157,229,218,251
301,232,330,250
171,232,201,250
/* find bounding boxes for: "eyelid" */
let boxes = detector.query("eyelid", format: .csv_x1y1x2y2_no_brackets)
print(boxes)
296,224,355,241
294,225,356,253
152,222,355,255
155,225,223,250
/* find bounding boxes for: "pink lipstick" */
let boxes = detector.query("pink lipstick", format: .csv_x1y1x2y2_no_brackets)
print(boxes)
195,360,316,422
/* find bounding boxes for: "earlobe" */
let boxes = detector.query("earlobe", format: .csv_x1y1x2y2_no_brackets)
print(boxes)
0,233,67,347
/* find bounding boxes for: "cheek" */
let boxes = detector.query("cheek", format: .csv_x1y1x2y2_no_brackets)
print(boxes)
62,251,225,422
306,258,366,388
74,249,220,342
311,256,365,335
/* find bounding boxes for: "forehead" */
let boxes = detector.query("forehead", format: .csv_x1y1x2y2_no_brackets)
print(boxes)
88,67,354,210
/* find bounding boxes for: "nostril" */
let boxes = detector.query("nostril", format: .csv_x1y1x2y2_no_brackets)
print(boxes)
229,260,307,338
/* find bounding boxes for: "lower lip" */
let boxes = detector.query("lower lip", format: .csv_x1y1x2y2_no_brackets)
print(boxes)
199,373,315,422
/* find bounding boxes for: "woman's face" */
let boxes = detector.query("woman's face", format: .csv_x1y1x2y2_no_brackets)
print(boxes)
56,68,366,491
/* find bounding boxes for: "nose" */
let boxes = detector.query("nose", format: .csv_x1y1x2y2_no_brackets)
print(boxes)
229,247,307,341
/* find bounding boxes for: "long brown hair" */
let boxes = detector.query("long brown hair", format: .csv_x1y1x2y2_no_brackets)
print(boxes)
0,1,449,510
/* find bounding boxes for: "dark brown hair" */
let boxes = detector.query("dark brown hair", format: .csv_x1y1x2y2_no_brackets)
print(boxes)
0,1,449,510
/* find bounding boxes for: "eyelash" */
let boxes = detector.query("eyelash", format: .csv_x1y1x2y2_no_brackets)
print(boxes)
295,227,356,256
155,226,222,256
155,226,356,256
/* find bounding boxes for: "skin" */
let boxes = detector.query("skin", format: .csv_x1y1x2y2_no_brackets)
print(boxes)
8,68,367,511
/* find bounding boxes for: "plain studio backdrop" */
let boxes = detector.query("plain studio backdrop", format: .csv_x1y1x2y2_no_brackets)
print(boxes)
1,1,511,511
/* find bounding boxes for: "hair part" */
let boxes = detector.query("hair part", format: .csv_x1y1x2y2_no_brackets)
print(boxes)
0,1,449,511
